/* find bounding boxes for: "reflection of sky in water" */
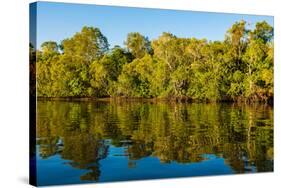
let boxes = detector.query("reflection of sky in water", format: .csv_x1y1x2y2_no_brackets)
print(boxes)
35,101,273,186
37,144,234,186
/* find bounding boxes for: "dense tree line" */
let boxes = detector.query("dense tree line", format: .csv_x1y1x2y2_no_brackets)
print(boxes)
34,20,274,102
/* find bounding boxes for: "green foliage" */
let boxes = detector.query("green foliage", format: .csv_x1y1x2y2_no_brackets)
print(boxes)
89,61,109,97
251,21,273,43
37,27,109,97
61,26,109,63
152,32,189,71
36,21,274,102
41,41,59,54
117,54,155,97
124,32,152,58
89,46,133,97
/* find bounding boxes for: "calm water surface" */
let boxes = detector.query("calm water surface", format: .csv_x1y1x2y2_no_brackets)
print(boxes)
36,101,273,186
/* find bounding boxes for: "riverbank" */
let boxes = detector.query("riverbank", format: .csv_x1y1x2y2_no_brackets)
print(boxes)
37,96,176,102
36,96,273,105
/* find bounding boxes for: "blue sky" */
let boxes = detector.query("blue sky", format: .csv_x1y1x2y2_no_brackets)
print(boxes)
35,1,273,49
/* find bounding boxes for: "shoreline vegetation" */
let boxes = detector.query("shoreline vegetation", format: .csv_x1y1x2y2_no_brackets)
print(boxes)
37,96,273,105
31,20,273,103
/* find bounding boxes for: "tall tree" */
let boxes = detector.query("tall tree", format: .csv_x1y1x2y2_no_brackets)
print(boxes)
251,21,273,43
124,32,152,58
41,41,59,54
60,27,109,96
36,41,60,96
61,26,109,63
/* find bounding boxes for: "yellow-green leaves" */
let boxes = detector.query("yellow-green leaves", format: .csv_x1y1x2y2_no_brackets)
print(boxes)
36,21,273,102
124,32,152,59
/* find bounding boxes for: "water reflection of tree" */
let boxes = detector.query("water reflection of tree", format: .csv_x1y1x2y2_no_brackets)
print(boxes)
62,134,108,181
37,101,273,181
37,101,109,181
